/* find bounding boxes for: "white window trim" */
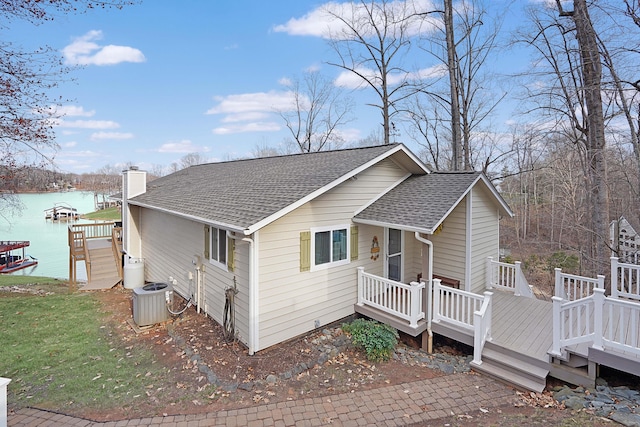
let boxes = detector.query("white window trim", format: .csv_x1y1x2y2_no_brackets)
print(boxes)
209,226,228,272
310,224,351,271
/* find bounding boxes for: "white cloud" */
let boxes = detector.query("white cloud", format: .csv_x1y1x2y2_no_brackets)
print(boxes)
221,112,271,123
273,0,439,39
59,119,120,129
63,30,146,66
90,132,134,141
213,122,281,135
62,141,77,148
50,105,96,117
206,91,297,115
157,140,210,153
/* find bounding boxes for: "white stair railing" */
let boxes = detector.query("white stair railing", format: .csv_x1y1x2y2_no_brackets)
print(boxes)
550,292,597,356
472,292,493,365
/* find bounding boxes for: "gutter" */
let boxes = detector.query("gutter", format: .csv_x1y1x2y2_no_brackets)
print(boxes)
414,231,434,353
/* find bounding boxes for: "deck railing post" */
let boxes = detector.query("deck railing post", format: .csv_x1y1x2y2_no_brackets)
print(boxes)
409,281,421,327
550,296,563,356
486,256,494,289
611,257,619,299
593,288,605,350
425,278,432,330
473,310,482,364
596,275,605,290
357,267,365,306
432,279,442,322
554,268,564,299
0,377,10,427
514,261,523,296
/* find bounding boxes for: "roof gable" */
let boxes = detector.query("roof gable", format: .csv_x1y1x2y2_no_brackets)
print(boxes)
129,144,427,234
353,171,512,233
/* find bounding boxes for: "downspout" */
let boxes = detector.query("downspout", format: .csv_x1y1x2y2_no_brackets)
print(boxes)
414,232,433,353
242,235,257,355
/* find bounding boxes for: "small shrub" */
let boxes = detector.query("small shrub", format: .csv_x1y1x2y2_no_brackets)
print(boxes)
547,251,580,274
342,318,399,362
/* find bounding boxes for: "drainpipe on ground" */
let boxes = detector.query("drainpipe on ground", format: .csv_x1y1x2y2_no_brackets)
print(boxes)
415,232,433,353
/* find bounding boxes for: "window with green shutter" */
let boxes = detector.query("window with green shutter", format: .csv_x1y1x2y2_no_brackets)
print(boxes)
205,225,228,271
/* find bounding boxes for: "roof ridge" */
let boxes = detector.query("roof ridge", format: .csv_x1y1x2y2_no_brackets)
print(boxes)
191,143,402,168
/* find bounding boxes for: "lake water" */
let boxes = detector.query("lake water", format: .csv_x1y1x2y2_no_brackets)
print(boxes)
0,192,104,280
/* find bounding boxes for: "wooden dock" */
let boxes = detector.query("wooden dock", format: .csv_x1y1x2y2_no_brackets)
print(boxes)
80,238,121,290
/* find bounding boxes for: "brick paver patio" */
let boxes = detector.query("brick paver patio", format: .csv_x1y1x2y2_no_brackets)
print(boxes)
8,372,516,426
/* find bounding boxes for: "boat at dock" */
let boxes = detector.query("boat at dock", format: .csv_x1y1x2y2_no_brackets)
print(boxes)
0,241,38,273
44,203,79,221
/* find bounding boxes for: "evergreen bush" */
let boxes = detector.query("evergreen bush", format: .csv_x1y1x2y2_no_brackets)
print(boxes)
342,318,399,362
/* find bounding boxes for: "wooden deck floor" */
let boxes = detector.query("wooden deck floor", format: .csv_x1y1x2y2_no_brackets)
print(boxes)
490,290,553,362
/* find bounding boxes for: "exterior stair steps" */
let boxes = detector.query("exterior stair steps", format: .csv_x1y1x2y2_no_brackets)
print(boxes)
471,341,549,393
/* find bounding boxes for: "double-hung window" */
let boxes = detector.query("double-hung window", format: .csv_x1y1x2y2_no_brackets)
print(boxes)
311,225,349,270
209,226,227,269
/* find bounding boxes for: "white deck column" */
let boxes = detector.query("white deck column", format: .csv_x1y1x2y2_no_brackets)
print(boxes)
554,268,563,299
611,257,619,299
409,281,421,327
593,288,605,350
0,377,10,427
550,296,563,356
357,267,365,306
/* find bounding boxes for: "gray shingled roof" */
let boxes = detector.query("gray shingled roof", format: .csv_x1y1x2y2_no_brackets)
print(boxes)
353,172,483,233
130,144,403,231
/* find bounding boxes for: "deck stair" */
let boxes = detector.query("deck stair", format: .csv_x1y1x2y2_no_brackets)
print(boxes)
80,239,121,291
471,341,549,393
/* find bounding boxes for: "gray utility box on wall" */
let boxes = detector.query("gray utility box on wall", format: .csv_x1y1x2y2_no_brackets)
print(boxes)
132,282,172,326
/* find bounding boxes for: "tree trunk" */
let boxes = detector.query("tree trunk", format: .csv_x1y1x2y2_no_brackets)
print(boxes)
572,0,610,274
444,0,462,170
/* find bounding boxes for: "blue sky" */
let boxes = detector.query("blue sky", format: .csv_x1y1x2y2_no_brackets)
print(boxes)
12,0,533,174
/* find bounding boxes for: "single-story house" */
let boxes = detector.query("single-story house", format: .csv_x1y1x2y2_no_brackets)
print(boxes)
121,143,512,354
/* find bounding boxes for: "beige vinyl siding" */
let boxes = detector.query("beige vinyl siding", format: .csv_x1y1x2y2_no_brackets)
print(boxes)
256,158,408,350
470,184,500,294
140,209,250,347
430,197,467,288
404,230,423,283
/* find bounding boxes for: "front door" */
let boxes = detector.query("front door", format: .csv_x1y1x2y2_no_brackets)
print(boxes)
386,228,402,282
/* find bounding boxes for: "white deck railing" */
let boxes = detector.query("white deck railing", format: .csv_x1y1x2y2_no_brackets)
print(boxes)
357,267,425,327
611,257,640,300
486,257,533,298
551,287,640,358
554,268,604,301
432,279,486,330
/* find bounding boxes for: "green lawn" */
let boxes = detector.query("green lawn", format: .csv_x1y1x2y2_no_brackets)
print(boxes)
0,284,167,413
81,206,121,221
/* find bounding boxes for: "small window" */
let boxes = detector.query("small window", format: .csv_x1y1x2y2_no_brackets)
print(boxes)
209,226,227,269
311,225,349,270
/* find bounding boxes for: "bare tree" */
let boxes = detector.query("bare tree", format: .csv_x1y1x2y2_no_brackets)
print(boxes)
555,0,611,274
0,0,134,220
324,0,436,145
179,152,208,169
410,0,506,172
279,70,354,153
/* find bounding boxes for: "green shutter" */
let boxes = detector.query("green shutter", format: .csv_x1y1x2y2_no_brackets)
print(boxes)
227,236,235,272
204,225,210,260
350,226,359,261
300,231,311,272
